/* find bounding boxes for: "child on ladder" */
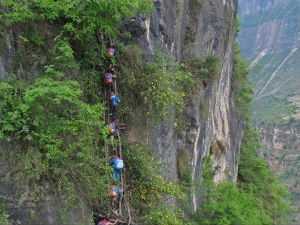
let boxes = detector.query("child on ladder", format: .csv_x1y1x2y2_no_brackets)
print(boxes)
110,154,124,181
109,185,123,214
110,91,120,118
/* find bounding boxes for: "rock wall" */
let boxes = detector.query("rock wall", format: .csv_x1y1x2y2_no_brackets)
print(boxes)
125,0,241,210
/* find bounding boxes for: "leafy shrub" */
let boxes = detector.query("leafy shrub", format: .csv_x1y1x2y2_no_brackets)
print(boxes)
237,120,293,225
233,42,253,117
0,203,10,225
1,0,152,39
123,143,185,224
119,45,194,121
0,76,111,219
197,182,271,225
181,55,220,85
143,207,184,225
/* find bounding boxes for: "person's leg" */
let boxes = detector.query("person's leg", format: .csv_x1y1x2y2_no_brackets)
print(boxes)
117,169,122,181
112,198,117,211
112,80,116,92
116,169,120,181
109,103,113,115
109,84,112,95
114,169,119,180
112,106,117,117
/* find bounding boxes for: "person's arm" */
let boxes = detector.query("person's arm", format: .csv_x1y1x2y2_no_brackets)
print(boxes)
107,219,118,225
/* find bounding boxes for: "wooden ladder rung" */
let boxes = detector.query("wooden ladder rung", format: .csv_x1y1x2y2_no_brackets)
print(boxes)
119,124,126,130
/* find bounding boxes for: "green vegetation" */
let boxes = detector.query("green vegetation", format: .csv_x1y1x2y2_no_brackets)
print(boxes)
193,117,293,225
233,42,253,117
238,120,293,224
0,75,111,220
253,95,298,122
184,26,196,44
0,1,294,224
119,45,194,122
0,203,10,225
181,55,220,84
123,143,185,225
0,0,155,223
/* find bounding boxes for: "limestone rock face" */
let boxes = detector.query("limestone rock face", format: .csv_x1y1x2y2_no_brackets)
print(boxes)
125,0,241,210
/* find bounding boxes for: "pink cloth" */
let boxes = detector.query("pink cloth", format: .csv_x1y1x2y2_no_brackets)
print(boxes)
98,219,109,225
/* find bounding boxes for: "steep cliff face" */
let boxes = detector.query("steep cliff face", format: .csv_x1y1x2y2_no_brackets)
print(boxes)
125,0,240,210
0,0,240,223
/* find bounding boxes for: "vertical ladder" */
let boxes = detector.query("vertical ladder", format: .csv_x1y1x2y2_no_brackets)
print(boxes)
102,45,131,224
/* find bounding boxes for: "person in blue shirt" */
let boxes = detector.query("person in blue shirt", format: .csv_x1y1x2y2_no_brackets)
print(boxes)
110,154,123,181
110,91,120,117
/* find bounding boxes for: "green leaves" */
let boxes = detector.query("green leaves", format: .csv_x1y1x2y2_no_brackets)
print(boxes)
123,143,185,225
0,0,36,25
0,202,10,225
0,76,109,215
119,46,194,122
237,121,293,225
199,182,271,225
233,42,253,117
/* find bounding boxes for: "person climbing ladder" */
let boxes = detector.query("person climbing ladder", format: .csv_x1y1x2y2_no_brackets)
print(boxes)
107,46,116,56
110,91,120,118
110,154,124,181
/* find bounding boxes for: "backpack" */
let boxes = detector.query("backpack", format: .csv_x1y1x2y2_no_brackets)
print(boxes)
112,95,120,105
105,78,113,84
115,159,124,170
112,186,123,195
109,188,117,197
107,48,116,56
109,128,115,134
105,73,113,84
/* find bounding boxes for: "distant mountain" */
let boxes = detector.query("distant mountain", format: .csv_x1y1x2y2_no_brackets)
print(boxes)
238,0,300,224
238,0,300,123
